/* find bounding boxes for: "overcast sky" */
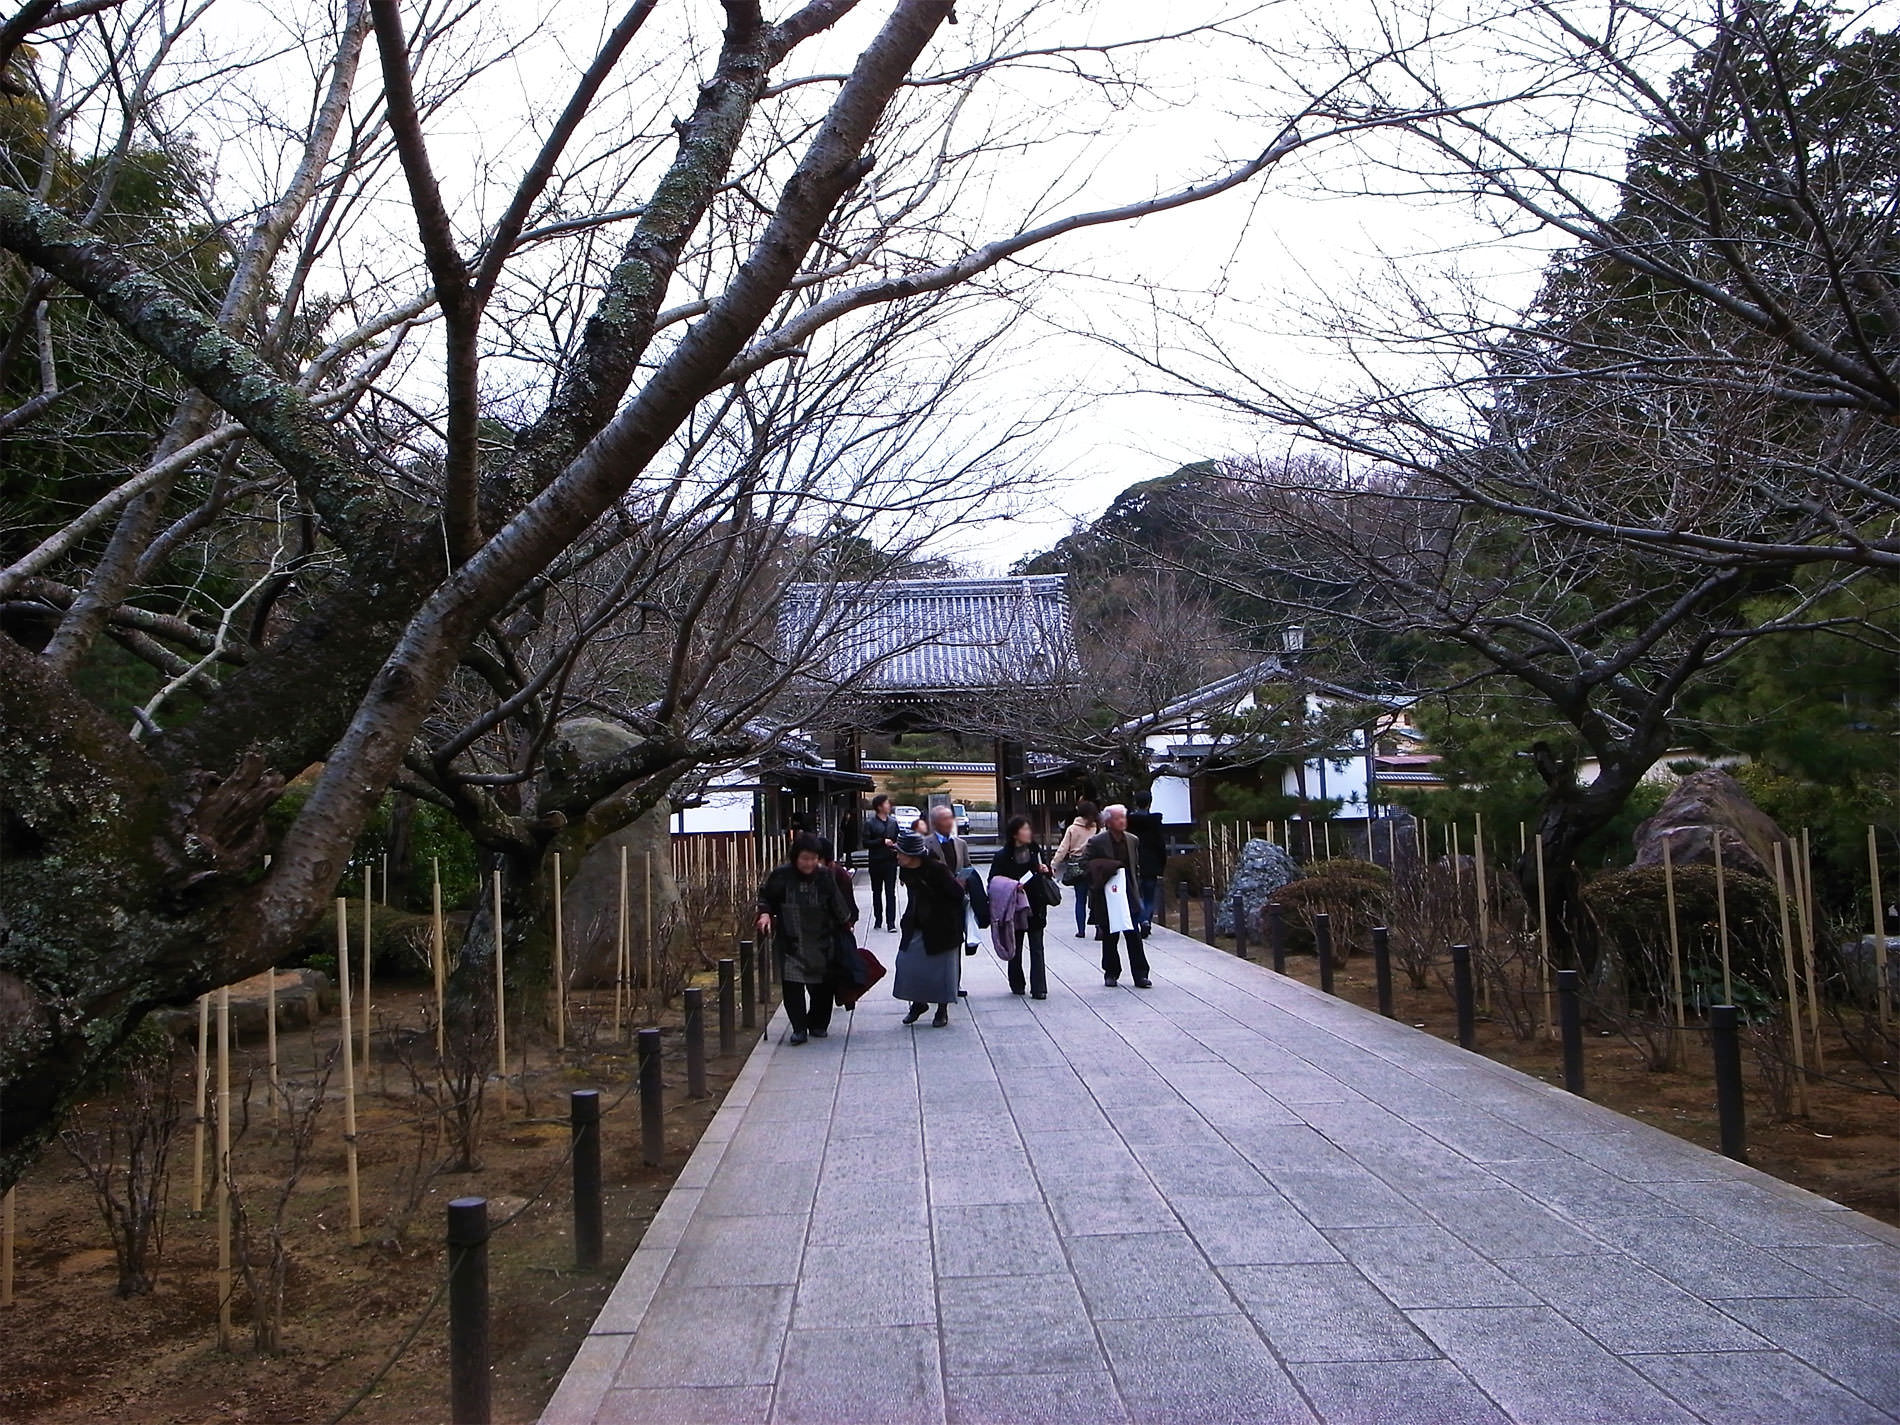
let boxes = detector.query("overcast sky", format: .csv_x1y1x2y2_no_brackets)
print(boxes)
164,0,1665,568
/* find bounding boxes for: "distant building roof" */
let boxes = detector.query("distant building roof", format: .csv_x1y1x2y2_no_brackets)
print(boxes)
780,575,1075,696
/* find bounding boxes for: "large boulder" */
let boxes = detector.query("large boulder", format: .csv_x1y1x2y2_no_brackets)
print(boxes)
149,968,337,1041
1632,769,1791,880
546,718,684,987
1215,839,1302,935
563,806,680,987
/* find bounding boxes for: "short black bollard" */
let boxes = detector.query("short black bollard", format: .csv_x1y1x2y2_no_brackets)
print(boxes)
1711,1005,1746,1162
683,986,708,1099
637,1027,664,1167
1557,969,1586,1097
1231,893,1249,960
1202,888,1218,944
570,1091,602,1270
1266,902,1286,974
1177,881,1190,933
1450,942,1475,1049
447,1197,490,1425
1371,925,1394,1018
717,958,736,1057
739,939,757,1030
1315,912,1335,995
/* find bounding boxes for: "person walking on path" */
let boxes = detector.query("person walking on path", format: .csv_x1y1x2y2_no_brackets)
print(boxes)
989,816,1051,998
862,794,901,932
1125,790,1168,934
892,831,965,1027
1049,800,1099,938
928,803,971,872
1085,803,1151,989
756,834,855,1044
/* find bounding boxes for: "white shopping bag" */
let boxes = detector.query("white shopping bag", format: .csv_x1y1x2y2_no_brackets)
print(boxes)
1104,869,1135,933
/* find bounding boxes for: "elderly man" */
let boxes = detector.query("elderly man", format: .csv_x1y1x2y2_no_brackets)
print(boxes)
928,803,971,872
1083,803,1152,988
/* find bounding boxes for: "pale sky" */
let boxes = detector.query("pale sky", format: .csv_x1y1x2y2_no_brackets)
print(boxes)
141,0,1675,567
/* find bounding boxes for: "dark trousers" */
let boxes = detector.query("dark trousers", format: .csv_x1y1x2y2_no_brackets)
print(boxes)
1101,930,1149,983
782,980,835,1035
1072,887,1089,936
868,862,898,926
1008,920,1048,996
1139,877,1159,930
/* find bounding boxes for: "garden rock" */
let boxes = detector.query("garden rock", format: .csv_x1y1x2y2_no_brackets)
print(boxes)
1215,839,1301,935
149,968,336,1040
1838,935,1900,1007
1632,768,1790,879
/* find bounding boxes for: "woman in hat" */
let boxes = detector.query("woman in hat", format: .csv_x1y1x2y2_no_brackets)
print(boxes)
756,833,855,1044
891,830,965,1027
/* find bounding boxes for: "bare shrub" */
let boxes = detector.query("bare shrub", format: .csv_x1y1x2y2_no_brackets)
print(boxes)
229,1050,336,1352
59,1023,183,1297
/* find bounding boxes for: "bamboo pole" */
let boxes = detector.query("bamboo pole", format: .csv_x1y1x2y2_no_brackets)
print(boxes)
1662,838,1686,1032
360,867,373,1064
491,869,508,1112
643,850,656,1020
1417,816,1427,863
215,984,232,1350
552,851,567,1050
1386,815,1395,870
1713,834,1734,1004
335,899,361,1245
615,846,629,1040
1321,820,1332,860
1534,832,1553,1037
1797,829,1825,1069
266,957,280,1136
1450,823,1463,895
1,1186,13,1307
430,858,446,1058
191,995,208,1214
1518,821,1527,857
1870,826,1891,1028
380,851,390,905
1772,845,1811,1116
1474,813,1492,1014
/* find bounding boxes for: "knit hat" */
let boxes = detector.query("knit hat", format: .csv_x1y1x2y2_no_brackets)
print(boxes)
895,831,929,857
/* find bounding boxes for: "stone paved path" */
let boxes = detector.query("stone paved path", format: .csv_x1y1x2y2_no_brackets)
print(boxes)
543,896,1900,1425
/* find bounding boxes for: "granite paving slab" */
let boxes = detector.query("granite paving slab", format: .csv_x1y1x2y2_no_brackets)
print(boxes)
544,893,1900,1425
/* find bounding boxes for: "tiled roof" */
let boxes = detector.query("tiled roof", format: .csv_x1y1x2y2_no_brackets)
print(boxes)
780,575,1075,694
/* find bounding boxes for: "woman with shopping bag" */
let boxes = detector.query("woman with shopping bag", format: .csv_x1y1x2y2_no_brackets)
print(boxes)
988,816,1053,999
1083,804,1151,989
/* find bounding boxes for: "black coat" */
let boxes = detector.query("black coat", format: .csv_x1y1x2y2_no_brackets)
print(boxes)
863,814,901,866
899,857,967,955
1125,810,1168,878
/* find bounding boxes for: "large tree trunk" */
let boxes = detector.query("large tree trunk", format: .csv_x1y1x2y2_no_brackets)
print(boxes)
1516,739,1665,976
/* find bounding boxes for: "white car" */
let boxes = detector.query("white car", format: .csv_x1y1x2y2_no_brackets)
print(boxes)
894,805,922,826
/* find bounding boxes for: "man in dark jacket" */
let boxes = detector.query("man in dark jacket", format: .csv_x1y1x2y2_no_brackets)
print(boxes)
1125,790,1168,934
1084,804,1151,989
862,794,901,932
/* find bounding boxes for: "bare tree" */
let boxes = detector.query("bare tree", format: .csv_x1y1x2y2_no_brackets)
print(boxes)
0,0,1411,1187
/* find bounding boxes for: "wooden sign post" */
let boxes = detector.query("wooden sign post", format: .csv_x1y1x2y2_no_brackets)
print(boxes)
552,851,567,1050
1771,845,1811,1117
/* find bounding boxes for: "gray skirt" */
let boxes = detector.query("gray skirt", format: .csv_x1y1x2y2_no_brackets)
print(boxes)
892,930,960,1004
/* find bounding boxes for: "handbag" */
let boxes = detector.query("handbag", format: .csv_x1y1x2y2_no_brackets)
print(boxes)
1059,860,1089,888
1026,871,1062,907
834,945,886,1008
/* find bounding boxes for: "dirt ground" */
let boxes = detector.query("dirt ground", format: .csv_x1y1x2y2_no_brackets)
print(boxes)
1242,938,1900,1227
0,978,753,1425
